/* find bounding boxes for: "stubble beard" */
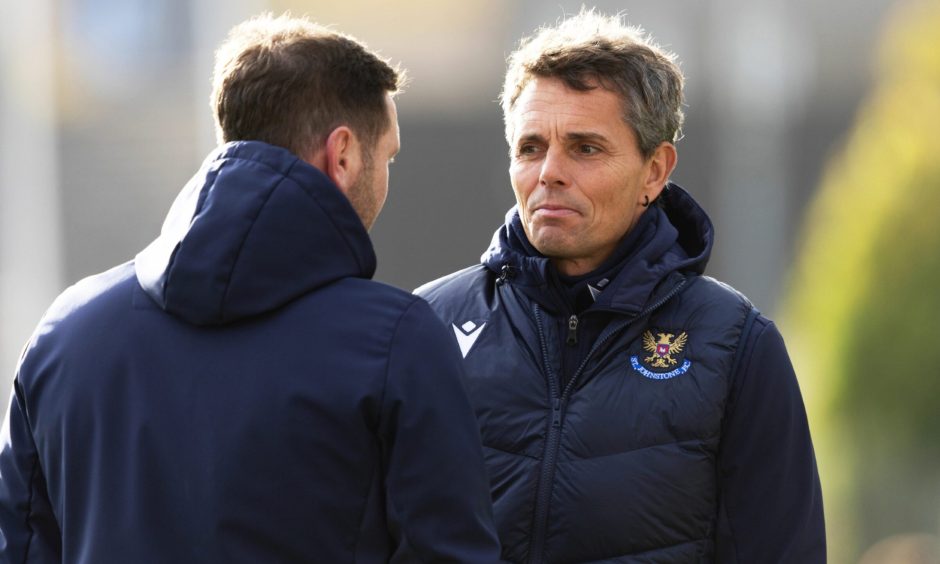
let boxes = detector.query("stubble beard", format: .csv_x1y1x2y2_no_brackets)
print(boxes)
347,152,378,231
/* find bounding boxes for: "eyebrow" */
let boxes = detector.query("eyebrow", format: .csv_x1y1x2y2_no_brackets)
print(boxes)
516,133,546,146
515,131,611,145
565,131,611,144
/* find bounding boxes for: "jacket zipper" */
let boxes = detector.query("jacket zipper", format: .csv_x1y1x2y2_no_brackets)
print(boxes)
529,304,562,564
566,315,578,346
526,278,688,563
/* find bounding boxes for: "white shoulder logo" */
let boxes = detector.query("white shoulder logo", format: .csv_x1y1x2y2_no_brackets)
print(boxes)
452,320,486,358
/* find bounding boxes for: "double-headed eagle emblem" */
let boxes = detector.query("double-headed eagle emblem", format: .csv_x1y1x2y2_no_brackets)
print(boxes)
642,331,688,369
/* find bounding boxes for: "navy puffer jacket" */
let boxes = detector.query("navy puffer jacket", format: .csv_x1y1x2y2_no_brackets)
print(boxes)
0,141,500,563
417,184,825,563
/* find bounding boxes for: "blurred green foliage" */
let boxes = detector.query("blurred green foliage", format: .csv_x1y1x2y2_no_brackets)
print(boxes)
782,0,940,560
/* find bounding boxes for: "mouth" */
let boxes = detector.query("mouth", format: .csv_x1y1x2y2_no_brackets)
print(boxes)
532,204,579,219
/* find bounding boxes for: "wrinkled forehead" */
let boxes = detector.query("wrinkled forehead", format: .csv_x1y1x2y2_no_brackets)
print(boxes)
511,69,626,107
506,78,629,138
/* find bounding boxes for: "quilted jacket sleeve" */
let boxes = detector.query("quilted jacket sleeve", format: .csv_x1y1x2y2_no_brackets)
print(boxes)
716,316,826,563
379,298,501,563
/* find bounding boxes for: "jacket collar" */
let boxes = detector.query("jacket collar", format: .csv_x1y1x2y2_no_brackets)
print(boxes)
481,183,713,315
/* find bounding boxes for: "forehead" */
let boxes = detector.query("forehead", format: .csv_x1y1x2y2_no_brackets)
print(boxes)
509,77,631,139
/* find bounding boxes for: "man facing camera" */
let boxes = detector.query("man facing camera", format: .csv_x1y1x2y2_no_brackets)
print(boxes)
418,11,825,564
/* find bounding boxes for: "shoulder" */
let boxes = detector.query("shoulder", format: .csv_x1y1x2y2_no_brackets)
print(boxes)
309,277,433,334
414,265,490,301
647,276,759,371
675,278,796,389
735,315,790,375
667,275,756,329
414,265,494,318
415,264,496,315
17,262,138,381
688,275,754,308
311,277,463,347
36,262,138,336
375,287,466,382
329,276,419,309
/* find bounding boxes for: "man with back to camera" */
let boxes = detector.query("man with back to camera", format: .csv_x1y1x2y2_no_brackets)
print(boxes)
0,14,501,563
417,10,826,563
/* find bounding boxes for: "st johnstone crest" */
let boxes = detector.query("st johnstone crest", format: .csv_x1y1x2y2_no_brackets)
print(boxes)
630,329,692,380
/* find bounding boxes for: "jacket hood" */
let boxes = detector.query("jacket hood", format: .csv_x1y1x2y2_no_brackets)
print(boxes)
135,141,376,325
481,182,713,314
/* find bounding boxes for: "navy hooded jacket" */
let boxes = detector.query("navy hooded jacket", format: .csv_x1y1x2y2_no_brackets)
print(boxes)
417,184,825,563
0,141,500,563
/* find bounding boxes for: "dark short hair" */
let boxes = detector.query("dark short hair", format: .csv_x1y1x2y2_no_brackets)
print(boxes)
212,14,403,158
501,10,684,158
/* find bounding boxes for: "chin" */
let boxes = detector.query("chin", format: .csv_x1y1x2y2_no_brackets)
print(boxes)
530,236,575,259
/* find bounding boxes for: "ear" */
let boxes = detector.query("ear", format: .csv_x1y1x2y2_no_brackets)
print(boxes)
321,126,364,195
642,142,678,203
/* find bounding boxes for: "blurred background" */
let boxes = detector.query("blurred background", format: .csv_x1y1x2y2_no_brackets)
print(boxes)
1,0,938,561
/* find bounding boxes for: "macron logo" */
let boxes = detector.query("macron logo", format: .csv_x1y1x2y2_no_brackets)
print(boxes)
453,320,486,358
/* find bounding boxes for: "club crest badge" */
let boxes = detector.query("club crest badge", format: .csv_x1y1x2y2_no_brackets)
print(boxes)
630,330,692,380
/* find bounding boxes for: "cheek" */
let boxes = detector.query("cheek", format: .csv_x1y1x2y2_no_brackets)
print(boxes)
509,164,535,205
510,182,527,208
595,182,638,231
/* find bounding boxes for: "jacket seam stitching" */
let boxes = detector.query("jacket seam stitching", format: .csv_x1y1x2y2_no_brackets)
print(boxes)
554,435,720,464
482,442,539,460
349,464,381,559
160,160,226,306
216,159,299,320
22,453,40,563
727,307,760,391
583,536,711,562
380,296,421,430
721,309,766,564
363,296,422,555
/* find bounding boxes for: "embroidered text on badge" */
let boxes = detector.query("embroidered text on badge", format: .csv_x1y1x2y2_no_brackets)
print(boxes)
630,355,691,380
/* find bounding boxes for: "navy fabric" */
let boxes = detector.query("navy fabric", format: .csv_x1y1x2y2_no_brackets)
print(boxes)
417,183,825,563
0,141,500,563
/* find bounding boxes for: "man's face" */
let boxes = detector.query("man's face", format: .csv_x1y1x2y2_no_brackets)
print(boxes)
348,94,400,231
508,77,657,275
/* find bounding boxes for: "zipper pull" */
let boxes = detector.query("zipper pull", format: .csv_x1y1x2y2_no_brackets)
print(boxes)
566,314,579,346
497,264,515,285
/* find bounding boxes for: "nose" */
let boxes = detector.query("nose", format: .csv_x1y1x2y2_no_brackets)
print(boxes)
539,146,569,188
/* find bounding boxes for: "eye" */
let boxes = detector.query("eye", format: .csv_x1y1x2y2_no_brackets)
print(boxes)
515,143,541,158
577,144,601,155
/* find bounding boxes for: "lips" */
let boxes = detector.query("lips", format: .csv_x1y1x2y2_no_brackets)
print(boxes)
532,204,579,219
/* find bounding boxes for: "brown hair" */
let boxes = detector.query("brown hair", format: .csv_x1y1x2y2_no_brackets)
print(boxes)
212,14,403,159
501,9,684,158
